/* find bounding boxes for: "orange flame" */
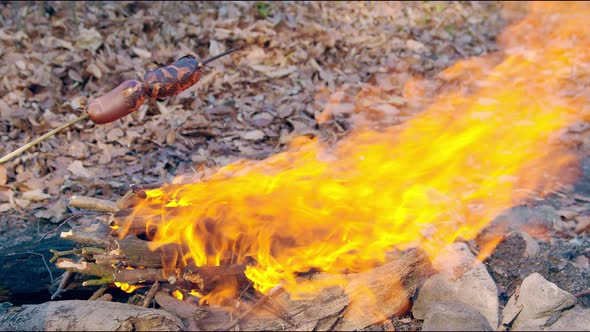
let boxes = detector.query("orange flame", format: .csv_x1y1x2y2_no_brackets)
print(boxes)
126,2,589,304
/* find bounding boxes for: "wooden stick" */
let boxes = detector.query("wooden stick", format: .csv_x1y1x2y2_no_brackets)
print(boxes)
60,230,110,247
55,258,114,278
89,285,108,300
114,264,246,292
142,281,160,308
51,270,74,300
0,114,88,164
69,196,118,213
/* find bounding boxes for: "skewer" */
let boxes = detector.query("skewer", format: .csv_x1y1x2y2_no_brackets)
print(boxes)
0,114,88,164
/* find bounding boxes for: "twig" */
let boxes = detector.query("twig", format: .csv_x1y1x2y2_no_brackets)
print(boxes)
28,251,55,284
60,230,110,247
0,114,88,164
52,257,85,300
51,271,73,300
24,212,100,250
49,249,75,263
88,285,108,300
142,281,160,308
83,276,115,286
574,289,590,298
69,196,118,213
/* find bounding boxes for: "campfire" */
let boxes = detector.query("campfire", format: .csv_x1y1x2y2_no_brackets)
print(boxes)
2,2,590,331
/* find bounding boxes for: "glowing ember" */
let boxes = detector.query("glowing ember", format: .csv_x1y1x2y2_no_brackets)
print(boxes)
125,2,590,303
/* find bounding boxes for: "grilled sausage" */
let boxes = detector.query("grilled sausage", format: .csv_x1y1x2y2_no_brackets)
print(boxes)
87,80,147,124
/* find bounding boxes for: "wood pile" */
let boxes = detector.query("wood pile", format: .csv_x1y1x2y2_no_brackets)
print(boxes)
40,189,434,331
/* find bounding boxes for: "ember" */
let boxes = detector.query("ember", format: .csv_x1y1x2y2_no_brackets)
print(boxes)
120,1,589,308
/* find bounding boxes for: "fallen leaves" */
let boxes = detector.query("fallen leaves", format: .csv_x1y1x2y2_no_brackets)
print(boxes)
0,1,509,236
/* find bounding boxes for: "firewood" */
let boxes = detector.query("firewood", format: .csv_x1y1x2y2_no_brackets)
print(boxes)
154,291,229,331
69,196,118,213
55,258,114,279
110,212,160,237
143,281,160,308
114,264,247,292
60,230,110,247
106,237,174,268
215,249,432,331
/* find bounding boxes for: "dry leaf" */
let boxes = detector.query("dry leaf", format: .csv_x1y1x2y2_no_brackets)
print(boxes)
0,165,6,185
34,199,67,221
132,47,152,59
242,130,266,140
0,203,12,213
22,189,51,202
406,39,428,54
76,26,103,53
106,127,125,142
67,160,92,179
86,62,102,79
67,141,89,159
68,69,83,82
250,64,297,78
371,103,400,116
54,38,75,50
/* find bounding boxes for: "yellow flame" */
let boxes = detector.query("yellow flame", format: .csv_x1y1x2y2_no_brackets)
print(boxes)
189,290,204,298
171,290,184,300
114,282,138,294
126,1,590,303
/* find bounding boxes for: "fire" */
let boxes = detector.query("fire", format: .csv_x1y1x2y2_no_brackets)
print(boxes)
171,290,184,300
126,2,590,303
114,282,138,294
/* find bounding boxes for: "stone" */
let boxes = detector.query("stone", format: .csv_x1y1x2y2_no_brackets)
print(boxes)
422,302,493,331
508,231,540,259
412,243,499,328
501,288,523,327
546,306,590,331
505,273,577,330
477,205,558,244
0,300,184,331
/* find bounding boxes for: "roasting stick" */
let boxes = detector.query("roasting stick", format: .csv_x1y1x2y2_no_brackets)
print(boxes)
0,45,243,165
0,114,88,164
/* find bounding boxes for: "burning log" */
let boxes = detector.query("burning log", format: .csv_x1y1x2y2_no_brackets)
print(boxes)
56,225,249,293
233,249,431,331
47,193,433,331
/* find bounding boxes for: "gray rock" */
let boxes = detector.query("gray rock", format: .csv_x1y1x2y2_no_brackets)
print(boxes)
501,290,523,327
422,302,493,331
0,300,184,331
546,306,590,331
477,205,558,245
508,231,540,259
412,243,499,328
505,273,577,330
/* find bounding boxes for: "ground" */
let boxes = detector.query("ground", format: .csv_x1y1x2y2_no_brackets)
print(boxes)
1,1,588,330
